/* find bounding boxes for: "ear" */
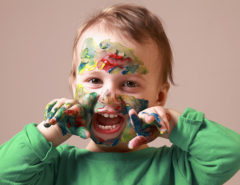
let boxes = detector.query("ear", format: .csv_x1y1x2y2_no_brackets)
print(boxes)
156,82,170,106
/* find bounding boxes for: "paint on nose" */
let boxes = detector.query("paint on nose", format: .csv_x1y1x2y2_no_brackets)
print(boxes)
98,88,119,104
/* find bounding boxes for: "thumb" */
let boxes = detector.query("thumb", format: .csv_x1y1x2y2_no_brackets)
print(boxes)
76,127,90,139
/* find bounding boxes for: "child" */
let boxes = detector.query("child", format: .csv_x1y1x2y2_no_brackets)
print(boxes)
0,4,239,185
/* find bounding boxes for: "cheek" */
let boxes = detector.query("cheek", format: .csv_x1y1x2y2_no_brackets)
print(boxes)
143,82,159,106
74,83,92,100
146,98,158,107
119,94,148,114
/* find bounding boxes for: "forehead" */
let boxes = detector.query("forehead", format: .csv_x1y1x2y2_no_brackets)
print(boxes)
76,25,161,74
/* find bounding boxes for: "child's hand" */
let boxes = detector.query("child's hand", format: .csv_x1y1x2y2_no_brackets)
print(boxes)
44,92,98,138
128,106,180,149
37,92,97,146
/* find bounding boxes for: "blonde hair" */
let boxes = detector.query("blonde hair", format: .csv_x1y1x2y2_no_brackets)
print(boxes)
69,3,174,87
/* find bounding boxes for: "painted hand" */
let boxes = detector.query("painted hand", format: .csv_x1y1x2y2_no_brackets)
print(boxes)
128,106,173,149
44,92,98,139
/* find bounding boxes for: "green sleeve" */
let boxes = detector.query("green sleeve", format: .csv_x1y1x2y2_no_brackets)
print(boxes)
0,123,61,185
170,108,240,185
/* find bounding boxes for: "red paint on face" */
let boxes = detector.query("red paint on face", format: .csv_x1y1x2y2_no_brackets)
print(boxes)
97,53,132,72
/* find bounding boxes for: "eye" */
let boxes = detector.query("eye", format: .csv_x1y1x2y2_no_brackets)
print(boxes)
123,81,138,88
88,78,102,84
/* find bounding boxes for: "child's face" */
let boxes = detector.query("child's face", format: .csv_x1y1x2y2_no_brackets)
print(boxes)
72,25,167,146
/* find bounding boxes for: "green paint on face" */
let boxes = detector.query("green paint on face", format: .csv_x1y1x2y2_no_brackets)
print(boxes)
74,84,149,145
78,38,148,75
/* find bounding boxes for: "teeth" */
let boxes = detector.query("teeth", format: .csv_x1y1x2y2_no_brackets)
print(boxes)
97,124,118,130
109,114,115,118
103,114,109,118
102,113,118,118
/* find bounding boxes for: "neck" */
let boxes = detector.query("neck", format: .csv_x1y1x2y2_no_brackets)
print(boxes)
86,140,148,153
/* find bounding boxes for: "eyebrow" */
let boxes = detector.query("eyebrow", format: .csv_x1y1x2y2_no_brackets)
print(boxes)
118,73,147,83
80,70,146,81
79,70,105,77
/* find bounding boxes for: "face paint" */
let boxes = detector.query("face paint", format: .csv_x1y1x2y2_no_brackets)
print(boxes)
74,84,149,146
73,38,150,146
91,95,149,146
78,38,148,75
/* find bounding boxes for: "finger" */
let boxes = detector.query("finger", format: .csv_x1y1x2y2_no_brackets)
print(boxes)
64,104,85,117
52,99,75,112
128,109,149,137
128,125,160,149
128,136,148,149
44,100,57,120
76,127,90,139
49,101,75,124
66,109,86,129
46,99,65,121
139,111,161,129
139,112,156,124
153,107,169,134
140,109,168,135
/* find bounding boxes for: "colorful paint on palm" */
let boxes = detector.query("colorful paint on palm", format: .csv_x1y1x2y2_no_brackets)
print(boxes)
45,90,97,138
78,38,148,75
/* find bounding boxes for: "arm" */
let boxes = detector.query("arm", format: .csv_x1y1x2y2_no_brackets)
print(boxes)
0,94,97,184
0,123,60,185
170,108,240,185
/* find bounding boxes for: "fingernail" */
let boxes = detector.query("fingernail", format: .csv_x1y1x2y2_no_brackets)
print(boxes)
128,142,133,149
49,118,56,124
44,122,51,128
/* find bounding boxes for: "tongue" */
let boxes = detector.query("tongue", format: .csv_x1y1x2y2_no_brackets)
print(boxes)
97,114,121,126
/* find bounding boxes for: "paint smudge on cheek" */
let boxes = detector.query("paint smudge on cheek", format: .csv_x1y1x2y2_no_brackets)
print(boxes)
118,95,149,143
118,94,148,115
74,83,91,101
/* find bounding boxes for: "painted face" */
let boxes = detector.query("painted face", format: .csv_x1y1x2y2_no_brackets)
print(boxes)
74,38,149,146
78,38,148,75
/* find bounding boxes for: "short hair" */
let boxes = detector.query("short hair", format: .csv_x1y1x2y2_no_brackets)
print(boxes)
69,3,174,87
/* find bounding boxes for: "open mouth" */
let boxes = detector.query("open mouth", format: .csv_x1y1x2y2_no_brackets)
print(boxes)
93,113,124,134
91,112,126,142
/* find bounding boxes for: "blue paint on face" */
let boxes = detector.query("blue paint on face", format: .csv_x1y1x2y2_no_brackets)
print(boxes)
120,97,148,115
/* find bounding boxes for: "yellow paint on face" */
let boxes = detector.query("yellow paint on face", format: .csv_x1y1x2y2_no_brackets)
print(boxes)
78,38,148,75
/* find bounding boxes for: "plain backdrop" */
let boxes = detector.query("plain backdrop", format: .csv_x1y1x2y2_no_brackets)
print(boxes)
0,0,239,184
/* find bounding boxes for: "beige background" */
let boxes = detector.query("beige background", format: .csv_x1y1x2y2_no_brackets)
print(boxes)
0,0,239,184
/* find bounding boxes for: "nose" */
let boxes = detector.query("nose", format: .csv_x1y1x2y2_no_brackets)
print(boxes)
98,85,120,105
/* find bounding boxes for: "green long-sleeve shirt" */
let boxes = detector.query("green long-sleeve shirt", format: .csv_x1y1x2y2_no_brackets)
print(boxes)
0,108,239,185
